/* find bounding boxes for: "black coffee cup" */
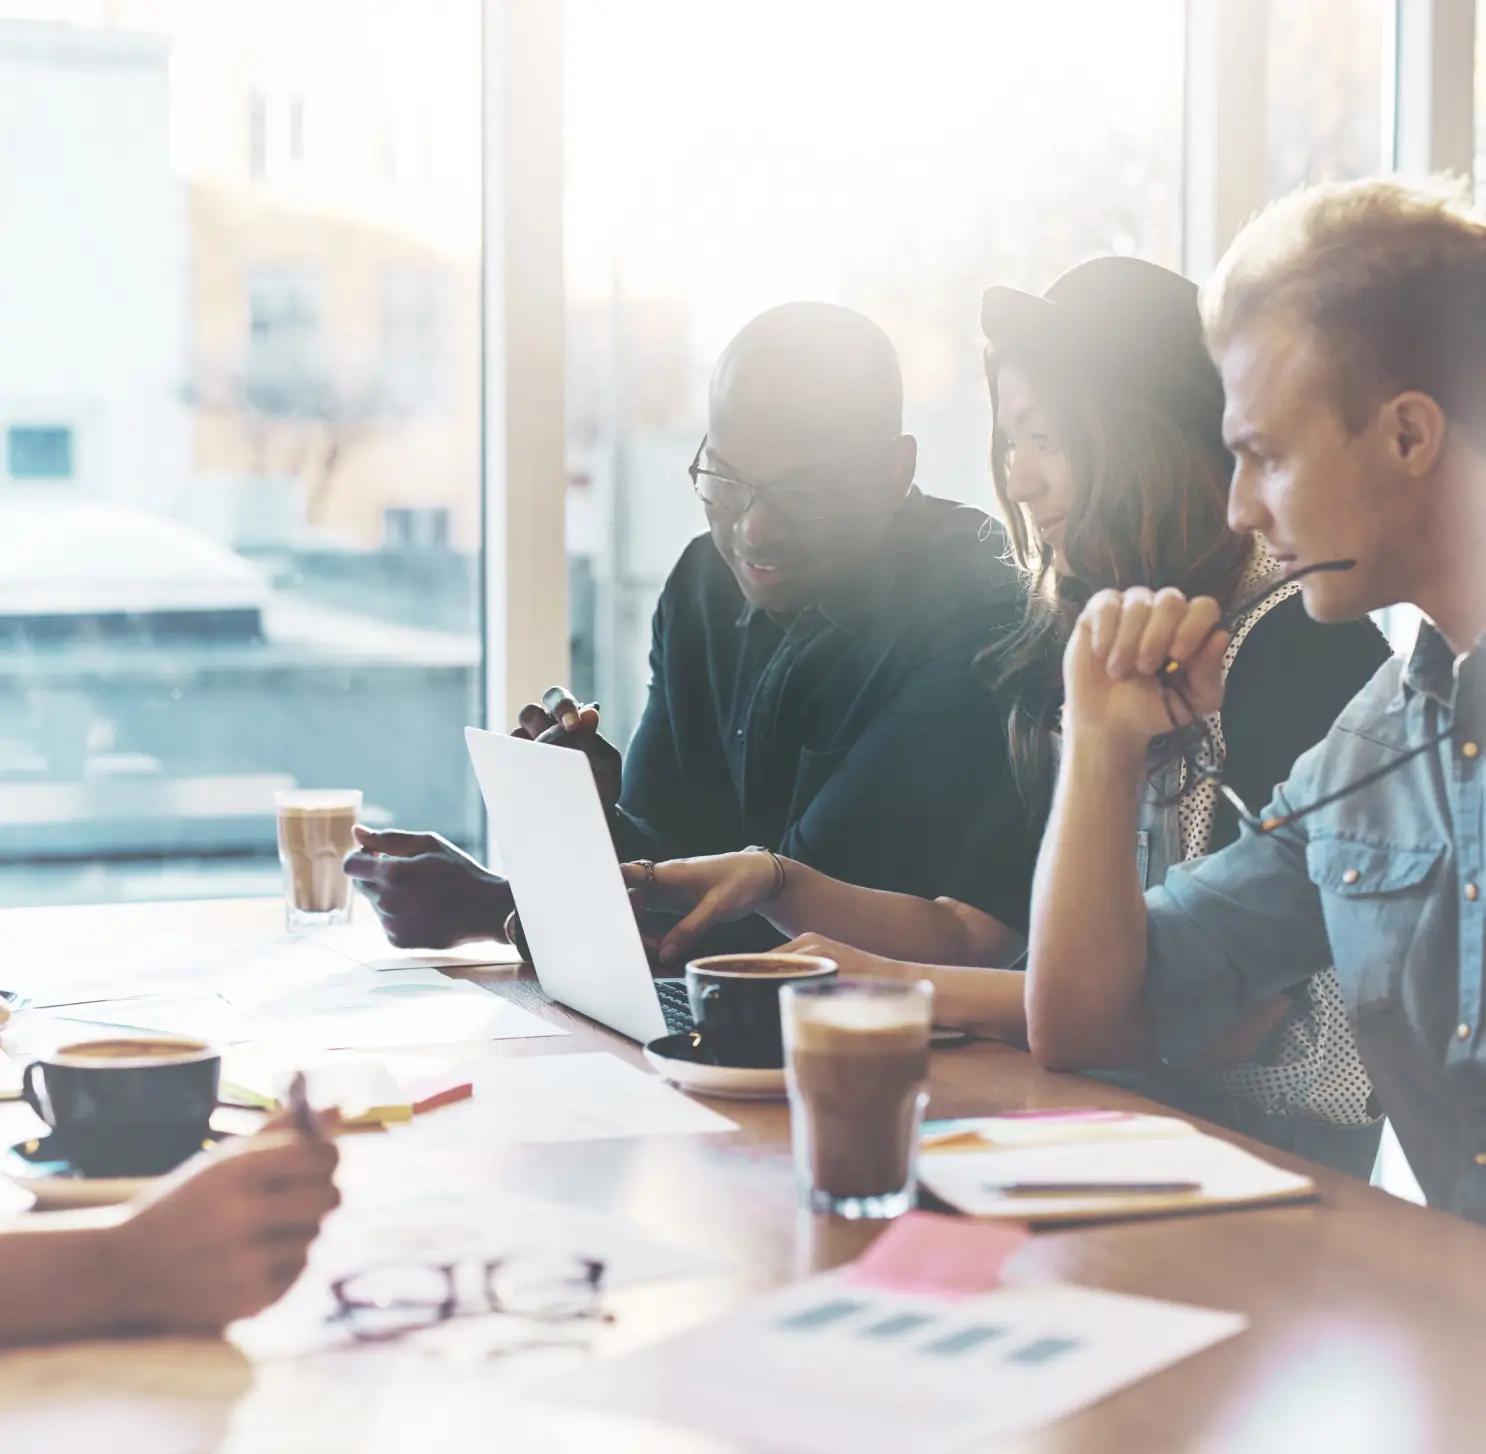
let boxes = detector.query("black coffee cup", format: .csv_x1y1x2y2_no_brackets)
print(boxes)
685,953,837,1067
22,1036,221,1165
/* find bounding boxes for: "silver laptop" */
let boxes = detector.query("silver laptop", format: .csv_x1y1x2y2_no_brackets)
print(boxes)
464,726,694,1043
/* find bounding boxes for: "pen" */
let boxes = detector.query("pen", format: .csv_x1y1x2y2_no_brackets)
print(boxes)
982,1180,1202,1196
286,1070,323,1142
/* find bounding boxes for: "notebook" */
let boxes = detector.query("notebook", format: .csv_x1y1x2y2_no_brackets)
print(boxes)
918,1109,1315,1224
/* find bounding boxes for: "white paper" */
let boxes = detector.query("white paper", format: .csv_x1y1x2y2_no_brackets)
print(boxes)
39,992,255,1043
29,974,565,1052
265,984,562,1051
0,1047,24,1100
403,1052,736,1146
233,1179,716,1361
920,1131,1312,1221
537,1273,1246,1454
0,932,350,1010
305,917,520,974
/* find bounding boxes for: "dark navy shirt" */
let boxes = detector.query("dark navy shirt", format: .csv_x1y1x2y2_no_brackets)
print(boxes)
612,488,1028,948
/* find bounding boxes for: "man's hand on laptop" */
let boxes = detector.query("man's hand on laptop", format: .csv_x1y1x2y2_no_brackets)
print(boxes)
514,685,623,812
343,828,514,948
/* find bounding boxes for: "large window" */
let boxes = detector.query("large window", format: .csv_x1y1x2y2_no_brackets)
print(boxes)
0,0,1451,907
564,0,1186,747
1266,0,1390,195
0,2,482,905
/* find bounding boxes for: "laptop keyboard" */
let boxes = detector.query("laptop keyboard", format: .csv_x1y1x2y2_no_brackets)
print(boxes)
655,978,695,1034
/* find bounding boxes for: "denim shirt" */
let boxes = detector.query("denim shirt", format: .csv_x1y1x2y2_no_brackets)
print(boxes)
1145,623,1486,1220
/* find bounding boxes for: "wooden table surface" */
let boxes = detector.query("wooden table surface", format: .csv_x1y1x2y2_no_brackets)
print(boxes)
0,897,1484,1454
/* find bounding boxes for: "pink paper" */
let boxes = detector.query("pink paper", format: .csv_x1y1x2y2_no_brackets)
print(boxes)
846,1211,1029,1301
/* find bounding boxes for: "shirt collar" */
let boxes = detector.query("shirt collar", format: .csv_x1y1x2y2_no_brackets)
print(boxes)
1401,618,1486,714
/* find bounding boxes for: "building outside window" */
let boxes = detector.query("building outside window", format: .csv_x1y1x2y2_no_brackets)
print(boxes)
0,2,481,907
249,84,308,184
7,425,74,482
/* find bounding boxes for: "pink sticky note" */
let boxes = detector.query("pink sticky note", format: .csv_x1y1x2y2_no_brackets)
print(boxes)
846,1211,1029,1301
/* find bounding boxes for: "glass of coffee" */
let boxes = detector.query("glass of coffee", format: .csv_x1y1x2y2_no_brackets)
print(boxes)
275,788,362,930
781,978,934,1220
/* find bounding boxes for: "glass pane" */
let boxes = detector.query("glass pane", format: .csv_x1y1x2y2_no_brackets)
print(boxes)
1477,0,1486,198
0,2,483,905
1266,0,1390,196
565,0,1186,747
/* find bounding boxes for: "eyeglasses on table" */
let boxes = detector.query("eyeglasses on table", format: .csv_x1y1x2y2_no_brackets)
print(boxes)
328,1252,612,1345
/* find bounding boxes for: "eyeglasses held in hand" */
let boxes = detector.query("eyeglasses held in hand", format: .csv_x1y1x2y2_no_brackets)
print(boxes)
1156,559,1457,835
687,433,897,523
328,1253,611,1345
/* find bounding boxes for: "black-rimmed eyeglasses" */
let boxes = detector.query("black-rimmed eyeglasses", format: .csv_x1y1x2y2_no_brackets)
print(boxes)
687,433,897,523
328,1253,611,1344
1158,560,1458,835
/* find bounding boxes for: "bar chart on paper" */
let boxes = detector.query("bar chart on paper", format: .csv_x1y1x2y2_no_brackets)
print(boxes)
537,1273,1246,1452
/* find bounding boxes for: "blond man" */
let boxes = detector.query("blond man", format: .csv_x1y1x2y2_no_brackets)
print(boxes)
1025,179,1486,1220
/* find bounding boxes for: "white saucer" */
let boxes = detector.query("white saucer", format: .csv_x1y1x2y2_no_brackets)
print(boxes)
643,1032,787,1101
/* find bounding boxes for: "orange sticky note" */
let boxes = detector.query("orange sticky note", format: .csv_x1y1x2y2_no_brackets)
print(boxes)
846,1211,1029,1301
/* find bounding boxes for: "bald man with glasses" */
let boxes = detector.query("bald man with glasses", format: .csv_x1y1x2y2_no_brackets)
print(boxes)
348,301,1032,960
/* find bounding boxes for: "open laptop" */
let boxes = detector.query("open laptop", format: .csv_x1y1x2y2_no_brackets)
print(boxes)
464,726,694,1043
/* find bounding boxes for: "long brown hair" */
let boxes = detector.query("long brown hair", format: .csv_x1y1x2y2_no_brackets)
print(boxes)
980,340,1250,824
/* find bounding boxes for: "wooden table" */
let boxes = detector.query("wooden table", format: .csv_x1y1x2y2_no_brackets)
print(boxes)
0,897,1484,1453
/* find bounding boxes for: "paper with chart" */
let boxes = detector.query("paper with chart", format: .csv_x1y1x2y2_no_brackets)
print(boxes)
538,1272,1246,1453
404,1052,736,1145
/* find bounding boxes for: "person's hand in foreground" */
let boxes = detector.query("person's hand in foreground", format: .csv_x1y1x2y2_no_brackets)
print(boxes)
110,1119,340,1334
0,1119,340,1345
344,827,513,948
514,685,622,812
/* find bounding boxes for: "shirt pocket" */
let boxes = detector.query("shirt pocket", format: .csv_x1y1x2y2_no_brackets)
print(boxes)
1304,833,1445,1011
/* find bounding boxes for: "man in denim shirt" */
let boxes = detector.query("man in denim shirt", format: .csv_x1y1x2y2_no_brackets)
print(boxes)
1024,179,1486,1220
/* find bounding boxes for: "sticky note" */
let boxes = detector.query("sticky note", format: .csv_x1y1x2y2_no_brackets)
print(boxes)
846,1211,1029,1301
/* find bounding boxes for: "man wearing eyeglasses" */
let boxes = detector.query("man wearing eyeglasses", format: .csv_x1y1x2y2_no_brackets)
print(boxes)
1026,179,1486,1221
349,301,1026,958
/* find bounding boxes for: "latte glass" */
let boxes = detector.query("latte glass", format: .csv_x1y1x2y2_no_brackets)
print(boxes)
275,788,361,930
781,978,933,1220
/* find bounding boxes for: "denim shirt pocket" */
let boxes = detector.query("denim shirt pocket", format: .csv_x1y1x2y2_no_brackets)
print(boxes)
1304,833,1445,1010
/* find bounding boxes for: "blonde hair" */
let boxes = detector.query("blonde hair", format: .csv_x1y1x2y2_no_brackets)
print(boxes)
1201,177,1486,439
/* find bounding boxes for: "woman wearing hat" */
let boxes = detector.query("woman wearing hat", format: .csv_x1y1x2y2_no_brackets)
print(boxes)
625,258,1389,1172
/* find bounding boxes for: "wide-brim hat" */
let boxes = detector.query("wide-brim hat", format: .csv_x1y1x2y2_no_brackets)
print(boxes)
980,256,1229,466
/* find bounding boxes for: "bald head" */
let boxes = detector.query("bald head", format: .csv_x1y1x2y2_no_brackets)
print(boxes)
700,302,916,614
709,302,903,466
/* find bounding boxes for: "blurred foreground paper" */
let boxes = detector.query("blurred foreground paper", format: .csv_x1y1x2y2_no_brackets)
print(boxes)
399,1052,736,1146
534,1274,1245,1454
